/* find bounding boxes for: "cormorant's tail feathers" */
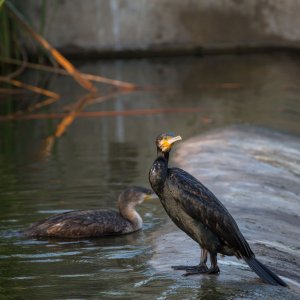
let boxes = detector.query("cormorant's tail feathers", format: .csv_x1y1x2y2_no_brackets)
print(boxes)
244,256,287,287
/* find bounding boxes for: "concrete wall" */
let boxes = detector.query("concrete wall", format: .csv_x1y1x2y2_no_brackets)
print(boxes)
21,0,300,55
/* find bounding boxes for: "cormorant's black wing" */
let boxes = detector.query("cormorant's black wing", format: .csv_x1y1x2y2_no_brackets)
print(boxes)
166,167,253,257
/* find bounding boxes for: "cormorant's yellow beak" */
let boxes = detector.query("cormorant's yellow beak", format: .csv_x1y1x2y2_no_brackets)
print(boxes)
160,135,182,152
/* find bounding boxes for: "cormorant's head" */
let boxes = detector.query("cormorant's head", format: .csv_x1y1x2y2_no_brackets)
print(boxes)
156,133,182,153
118,186,157,208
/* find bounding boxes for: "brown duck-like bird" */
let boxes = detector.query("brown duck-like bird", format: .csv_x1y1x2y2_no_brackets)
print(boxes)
149,133,287,286
24,187,156,238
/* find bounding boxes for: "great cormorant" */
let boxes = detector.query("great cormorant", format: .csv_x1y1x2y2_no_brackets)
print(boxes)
149,133,287,286
24,186,156,238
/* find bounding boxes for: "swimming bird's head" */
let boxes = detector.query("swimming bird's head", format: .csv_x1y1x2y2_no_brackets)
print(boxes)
156,133,182,153
118,186,157,210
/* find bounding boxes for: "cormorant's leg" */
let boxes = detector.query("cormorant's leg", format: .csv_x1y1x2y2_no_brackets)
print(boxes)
183,252,220,276
172,249,208,272
206,252,220,274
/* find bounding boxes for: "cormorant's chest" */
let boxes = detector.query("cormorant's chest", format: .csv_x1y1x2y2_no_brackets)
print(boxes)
149,159,167,194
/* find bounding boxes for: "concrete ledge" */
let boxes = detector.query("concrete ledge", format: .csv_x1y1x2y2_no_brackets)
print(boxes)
59,44,300,60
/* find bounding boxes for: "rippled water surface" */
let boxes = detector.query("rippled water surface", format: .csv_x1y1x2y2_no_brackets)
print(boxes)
1,54,300,299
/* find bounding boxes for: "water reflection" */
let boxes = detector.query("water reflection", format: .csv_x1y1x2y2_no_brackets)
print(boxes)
107,141,139,185
1,54,300,299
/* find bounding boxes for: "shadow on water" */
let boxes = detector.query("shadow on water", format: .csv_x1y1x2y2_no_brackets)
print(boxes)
1,54,300,299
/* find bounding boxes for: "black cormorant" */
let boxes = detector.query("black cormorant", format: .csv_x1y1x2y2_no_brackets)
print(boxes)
149,133,287,286
24,186,156,238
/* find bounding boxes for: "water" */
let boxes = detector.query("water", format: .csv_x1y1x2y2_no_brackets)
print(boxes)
0,54,300,299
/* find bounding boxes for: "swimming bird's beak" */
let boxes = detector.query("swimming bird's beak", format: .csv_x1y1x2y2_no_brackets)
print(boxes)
160,135,182,152
144,193,159,201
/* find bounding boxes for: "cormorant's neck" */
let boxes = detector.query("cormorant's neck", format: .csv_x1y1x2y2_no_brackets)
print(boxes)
119,202,143,231
157,149,169,162
149,149,170,195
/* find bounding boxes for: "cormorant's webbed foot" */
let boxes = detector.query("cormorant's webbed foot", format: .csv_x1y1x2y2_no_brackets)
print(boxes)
183,265,220,276
172,250,219,276
171,263,208,273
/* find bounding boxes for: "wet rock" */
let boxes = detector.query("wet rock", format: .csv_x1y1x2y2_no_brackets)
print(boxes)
149,126,300,297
